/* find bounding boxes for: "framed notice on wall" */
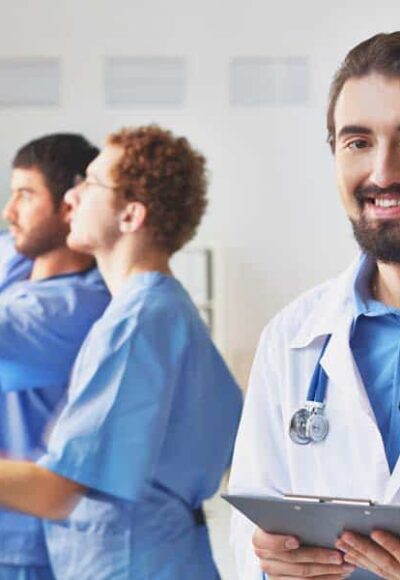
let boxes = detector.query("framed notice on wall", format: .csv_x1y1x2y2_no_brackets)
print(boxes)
171,246,214,334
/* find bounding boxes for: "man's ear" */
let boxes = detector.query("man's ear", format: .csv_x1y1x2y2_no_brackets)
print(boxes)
119,201,147,234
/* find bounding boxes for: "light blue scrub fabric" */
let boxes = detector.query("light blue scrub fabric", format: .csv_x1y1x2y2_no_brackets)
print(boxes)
0,564,55,580
0,233,110,575
351,253,400,473
0,231,32,291
39,272,243,580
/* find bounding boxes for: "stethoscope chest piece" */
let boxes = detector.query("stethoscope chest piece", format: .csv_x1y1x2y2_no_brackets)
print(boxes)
289,408,312,445
306,405,329,442
289,402,329,445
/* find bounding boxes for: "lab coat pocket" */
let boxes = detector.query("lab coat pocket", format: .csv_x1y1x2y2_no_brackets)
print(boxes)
310,401,380,499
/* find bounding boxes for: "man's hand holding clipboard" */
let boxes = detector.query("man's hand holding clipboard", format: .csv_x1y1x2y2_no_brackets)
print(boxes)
224,493,400,578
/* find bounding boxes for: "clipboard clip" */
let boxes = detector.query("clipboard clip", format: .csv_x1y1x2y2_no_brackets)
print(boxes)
284,494,374,506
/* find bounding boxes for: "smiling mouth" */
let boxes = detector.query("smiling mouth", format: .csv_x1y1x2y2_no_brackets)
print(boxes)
363,195,400,207
360,195,400,220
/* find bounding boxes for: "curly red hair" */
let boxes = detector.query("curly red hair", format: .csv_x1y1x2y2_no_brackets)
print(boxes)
107,125,208,254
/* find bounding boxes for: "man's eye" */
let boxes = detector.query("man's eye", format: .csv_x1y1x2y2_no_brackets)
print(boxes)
347,139,369,150
81,179,97,189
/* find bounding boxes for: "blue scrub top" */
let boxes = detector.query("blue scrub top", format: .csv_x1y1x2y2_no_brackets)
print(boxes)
0,232,110,567
0,231,32,290
351,254,400,473
40,272,243,580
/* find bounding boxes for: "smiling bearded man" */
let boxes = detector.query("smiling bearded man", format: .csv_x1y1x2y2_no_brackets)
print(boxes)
229,32,400,580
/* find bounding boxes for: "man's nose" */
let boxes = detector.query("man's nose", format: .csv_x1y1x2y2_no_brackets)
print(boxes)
64,185,80,209
2,197,16,223
370,144,400,188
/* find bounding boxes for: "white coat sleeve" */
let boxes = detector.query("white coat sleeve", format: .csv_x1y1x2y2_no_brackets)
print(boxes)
228,322,291,579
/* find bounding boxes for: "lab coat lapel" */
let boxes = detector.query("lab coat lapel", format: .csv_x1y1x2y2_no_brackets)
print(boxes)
320,315,374,419
290,256,376,416
320,311,391,501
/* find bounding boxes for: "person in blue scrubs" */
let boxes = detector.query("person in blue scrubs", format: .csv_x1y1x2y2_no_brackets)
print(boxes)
0,126,242,579
0,134,110,580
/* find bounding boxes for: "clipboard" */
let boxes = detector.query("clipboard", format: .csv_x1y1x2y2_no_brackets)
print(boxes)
223,493,400,549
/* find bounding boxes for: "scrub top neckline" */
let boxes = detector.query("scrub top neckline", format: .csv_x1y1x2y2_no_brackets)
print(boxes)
114,270,176,299
2,266,101,297
35,264,98,284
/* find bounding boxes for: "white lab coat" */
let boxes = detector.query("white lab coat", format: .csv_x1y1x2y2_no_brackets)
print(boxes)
229,259,398,579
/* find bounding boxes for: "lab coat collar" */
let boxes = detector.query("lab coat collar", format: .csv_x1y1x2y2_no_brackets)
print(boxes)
289,256,362,349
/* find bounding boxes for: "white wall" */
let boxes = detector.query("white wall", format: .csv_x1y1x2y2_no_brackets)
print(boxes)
1,0,399,386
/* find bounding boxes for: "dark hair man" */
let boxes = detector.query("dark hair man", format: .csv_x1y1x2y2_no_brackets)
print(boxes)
0,126,242,579
229,31,400,580
0,133,109,580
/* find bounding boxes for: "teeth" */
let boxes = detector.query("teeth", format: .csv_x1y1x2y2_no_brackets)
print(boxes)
374,198,400,208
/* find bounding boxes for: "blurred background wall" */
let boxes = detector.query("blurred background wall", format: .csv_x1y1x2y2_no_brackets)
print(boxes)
0,0,398,387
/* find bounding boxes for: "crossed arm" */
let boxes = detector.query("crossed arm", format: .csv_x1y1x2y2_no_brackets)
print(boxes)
0,459,85,520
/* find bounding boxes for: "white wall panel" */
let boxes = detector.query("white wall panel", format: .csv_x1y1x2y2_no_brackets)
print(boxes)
230,57,309,106
0,59,60,106
105,58,186,106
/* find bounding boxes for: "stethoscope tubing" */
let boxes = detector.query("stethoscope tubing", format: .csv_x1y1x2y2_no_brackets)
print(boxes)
307,335,331,404
289,335,331,445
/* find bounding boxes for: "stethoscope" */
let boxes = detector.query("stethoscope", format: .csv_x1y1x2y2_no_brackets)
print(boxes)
289,335,331,445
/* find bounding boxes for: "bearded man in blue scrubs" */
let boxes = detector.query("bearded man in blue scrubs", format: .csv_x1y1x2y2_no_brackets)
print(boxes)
0,125,242,579
0,134,110,580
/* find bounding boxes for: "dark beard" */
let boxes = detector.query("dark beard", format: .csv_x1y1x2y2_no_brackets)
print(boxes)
14,221,69,259
351,216,400,264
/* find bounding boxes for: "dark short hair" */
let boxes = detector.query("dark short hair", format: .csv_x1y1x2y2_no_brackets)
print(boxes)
13,133,99,206
107,125,208,254
327,32,400,150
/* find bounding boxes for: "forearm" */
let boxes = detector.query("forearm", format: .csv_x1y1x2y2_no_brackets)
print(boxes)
0,459,85,519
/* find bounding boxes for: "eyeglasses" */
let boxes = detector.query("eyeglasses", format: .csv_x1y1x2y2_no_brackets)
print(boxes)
73,174,116,191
